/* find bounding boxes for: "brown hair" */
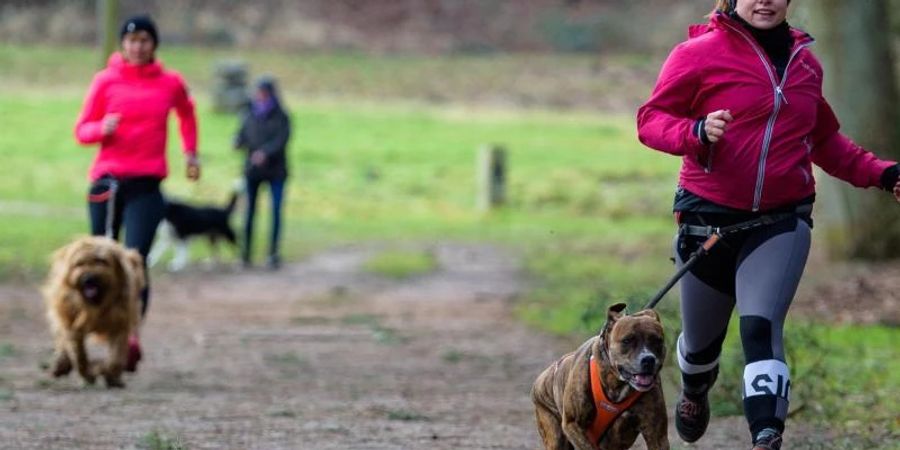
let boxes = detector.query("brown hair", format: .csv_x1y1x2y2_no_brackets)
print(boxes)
714,0,733,14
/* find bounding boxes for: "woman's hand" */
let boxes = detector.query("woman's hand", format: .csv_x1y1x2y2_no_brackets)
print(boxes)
186,156,201,181
251,150,267,167
101,113,121,136
704,110,733,144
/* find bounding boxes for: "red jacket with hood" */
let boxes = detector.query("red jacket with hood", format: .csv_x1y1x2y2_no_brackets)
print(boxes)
75,53,197,182
637,12,894,212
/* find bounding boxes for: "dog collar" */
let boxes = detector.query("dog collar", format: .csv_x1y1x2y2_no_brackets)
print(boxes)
587,355,645,445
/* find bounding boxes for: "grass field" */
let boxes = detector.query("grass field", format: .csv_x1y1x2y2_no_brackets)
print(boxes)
0,44,897,439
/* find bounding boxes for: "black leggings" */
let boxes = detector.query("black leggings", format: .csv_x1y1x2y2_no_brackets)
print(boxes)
88,177,165,317
673,212,811,436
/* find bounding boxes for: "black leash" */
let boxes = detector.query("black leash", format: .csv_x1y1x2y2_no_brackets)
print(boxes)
643,209,805,310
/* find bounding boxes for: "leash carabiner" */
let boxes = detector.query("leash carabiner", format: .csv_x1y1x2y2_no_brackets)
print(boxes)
643,231,722,310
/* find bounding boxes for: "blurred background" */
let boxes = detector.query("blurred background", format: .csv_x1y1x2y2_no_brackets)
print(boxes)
0,1,897,449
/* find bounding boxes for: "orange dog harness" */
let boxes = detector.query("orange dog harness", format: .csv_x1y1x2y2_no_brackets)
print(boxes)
586,355,645,446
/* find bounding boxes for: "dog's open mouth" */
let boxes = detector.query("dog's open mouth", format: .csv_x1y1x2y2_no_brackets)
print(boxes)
631,373,656,390
79,276,103,302
617,365,658,391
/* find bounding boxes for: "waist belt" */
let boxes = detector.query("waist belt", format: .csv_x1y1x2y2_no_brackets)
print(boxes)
678,204,812,238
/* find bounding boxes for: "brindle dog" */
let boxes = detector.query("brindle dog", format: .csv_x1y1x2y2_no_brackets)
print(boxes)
532,303,669,449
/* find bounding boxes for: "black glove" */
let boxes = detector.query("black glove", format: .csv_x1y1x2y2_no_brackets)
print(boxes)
880,163,899,192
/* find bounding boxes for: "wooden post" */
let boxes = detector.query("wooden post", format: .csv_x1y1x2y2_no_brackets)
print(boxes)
477,145,506,211
97,0,119,68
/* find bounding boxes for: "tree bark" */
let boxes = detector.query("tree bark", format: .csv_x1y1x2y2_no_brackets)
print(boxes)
804,0,900,259
97,0,119,69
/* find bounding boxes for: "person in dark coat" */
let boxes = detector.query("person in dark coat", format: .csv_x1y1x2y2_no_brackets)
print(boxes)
234,76,291,269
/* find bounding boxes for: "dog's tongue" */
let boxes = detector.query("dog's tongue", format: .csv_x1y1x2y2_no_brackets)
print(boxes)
633,374,655,387
82,285,99,299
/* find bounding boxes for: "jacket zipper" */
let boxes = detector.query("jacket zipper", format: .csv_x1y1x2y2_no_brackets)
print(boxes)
722,21,813,211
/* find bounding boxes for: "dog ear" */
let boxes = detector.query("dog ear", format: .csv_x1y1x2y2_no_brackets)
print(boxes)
602,302,628,335
48,237,85,276
117,248,146,291
633,308,661,323
124,249,144,274
52,238,82,264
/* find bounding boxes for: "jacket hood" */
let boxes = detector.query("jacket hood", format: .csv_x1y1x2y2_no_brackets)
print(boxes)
107,52,163,78
688,11,813,46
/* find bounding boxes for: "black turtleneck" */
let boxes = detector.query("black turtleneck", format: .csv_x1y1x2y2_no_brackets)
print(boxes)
732,13,793,80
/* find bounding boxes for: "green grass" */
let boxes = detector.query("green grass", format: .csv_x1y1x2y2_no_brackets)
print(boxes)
363,250,438,279
0,43,655,109
0,88,675,277
138,430,188,450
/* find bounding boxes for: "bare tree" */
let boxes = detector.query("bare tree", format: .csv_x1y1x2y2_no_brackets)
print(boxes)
804,0,900,259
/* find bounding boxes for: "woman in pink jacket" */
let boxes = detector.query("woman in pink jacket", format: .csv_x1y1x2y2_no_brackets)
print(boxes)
637,1,900,449
74,15,200,372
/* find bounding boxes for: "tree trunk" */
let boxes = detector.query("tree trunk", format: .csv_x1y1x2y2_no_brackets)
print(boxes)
804,0,900,259
97,0,119,69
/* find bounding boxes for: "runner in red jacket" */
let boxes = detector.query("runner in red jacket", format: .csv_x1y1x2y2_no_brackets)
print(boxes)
637,1,899,449
73,15,200,373
637,5,895,212
75,45,197,182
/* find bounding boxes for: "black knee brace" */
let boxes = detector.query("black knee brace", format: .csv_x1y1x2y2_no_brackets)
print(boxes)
740,316,789,435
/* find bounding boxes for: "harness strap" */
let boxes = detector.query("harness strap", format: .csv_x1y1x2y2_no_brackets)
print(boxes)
678,204,812,238
586,355,645,446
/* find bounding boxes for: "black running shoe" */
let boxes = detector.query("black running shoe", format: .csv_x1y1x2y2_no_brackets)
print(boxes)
675,390,710,443
752,428,782,450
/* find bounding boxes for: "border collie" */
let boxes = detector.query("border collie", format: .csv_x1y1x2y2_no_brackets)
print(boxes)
148,191,239,271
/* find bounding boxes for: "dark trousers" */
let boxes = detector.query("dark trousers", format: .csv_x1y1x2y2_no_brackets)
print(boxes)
243,176,286,264
88,177,165,317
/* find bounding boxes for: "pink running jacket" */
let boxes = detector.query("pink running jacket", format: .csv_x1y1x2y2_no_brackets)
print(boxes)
75,53,197,182
637,12,894,211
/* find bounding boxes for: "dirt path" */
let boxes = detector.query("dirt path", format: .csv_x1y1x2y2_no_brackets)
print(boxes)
0,243,856,449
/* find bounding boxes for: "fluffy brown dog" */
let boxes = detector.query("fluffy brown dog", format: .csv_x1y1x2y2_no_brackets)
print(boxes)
532,303,668,450
42,236,144,388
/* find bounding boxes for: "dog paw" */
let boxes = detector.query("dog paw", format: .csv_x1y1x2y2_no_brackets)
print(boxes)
50,359,73,377
104,376,126,389
81,374,97,386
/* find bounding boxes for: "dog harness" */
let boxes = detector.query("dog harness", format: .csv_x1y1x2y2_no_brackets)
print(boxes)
586,355,645,446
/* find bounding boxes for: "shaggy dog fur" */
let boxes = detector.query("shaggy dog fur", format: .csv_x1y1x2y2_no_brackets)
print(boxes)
42,236,144,388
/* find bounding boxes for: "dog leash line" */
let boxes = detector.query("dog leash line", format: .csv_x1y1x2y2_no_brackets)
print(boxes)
643,232,720,310
104,179,119,239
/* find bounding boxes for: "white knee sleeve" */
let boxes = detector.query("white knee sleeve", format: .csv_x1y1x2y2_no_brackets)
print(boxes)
677,333,720,375
743,359,790,400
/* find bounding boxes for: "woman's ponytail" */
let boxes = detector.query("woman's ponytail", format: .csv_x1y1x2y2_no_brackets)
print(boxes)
714,0,735,14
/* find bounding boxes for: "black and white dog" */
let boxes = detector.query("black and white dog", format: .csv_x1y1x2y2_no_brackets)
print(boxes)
148,191,239,271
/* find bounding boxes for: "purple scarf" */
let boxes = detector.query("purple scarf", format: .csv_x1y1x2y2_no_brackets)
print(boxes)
252,97,276,119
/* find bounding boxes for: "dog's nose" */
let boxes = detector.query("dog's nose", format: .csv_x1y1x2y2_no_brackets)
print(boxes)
640,355,657,372
79,273,99,287
78,273,104,303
